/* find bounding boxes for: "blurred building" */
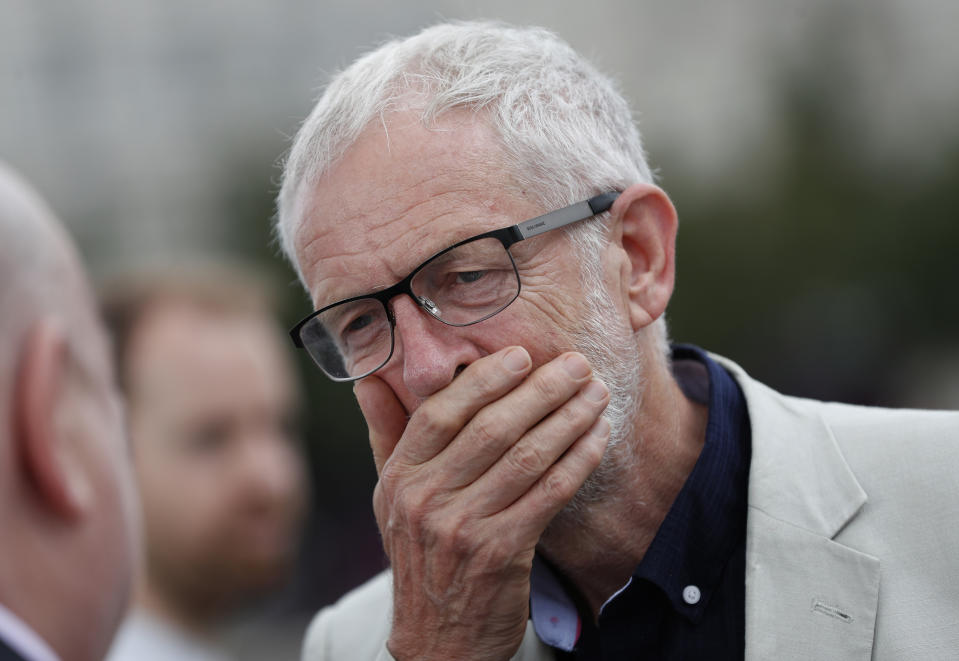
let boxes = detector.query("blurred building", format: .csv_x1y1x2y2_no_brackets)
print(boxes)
4,0,958,263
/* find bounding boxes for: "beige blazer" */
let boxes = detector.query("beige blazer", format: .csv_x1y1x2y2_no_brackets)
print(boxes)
303,356,959,661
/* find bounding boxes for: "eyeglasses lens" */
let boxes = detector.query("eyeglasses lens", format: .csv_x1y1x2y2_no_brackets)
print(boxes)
300,237,520,380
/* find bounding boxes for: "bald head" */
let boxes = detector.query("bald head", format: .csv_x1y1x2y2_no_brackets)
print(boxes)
0,162,78,298
0,163,105,386
0,163,138,661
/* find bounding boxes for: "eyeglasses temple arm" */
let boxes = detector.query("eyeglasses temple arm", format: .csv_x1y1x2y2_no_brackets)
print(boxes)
512,191,619,241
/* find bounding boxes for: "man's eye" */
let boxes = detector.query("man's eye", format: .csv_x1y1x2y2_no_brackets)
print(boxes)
345,314,373,333
456,270,487,284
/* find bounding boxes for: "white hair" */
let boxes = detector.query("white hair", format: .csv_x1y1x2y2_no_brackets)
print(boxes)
276,20,669,359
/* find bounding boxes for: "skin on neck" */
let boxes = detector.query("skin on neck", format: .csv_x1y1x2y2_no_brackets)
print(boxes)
538,336,709,619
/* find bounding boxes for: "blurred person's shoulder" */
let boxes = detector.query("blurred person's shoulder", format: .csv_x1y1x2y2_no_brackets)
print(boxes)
107,610,232,661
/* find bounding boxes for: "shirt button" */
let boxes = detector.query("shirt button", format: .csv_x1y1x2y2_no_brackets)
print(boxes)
683,585,701,605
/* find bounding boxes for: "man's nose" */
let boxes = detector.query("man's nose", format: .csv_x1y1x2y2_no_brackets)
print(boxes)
387,294,480,400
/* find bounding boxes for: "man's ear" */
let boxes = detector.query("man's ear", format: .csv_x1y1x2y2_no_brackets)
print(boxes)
13,320,93,520
610,183,678,332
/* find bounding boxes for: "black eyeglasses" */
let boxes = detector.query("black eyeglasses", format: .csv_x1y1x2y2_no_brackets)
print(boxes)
290,191,620,382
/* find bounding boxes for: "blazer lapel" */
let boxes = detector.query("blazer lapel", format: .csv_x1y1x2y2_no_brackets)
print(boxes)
745,507,880,659
715,357,881,661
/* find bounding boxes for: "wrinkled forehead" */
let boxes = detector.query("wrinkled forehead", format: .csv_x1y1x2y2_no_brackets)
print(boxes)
292,112,539,307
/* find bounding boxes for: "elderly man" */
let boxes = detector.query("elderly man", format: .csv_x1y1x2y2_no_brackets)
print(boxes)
101,266,307,661
275,22,959,661
0,163,139,661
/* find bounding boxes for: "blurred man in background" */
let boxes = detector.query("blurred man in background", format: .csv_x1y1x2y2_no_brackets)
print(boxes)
276,21,959,660
0,162,139,661
102,265,307,661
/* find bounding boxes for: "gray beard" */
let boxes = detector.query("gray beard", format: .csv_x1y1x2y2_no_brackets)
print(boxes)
559,282,645,520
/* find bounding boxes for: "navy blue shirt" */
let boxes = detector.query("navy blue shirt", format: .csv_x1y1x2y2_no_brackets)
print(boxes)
529,345,752,660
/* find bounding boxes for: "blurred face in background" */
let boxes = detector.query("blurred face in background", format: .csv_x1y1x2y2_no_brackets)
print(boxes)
124,298,306,621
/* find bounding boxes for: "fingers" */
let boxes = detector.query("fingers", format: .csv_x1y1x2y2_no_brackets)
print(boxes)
464,376,610,513
508,415,611,538
373,346,611,539
355,375,409,474
432,352,606,491
392,346,533,467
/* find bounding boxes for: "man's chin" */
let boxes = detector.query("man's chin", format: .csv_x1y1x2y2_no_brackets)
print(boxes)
227,552,294,592
185,550,294,610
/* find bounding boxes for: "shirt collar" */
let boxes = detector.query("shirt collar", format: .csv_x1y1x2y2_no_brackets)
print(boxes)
0,602,62,661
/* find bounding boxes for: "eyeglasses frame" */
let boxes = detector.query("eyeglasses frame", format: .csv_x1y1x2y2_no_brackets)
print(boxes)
289,191,620,381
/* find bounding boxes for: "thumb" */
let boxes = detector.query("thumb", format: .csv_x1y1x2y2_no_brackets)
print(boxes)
354,375,407,474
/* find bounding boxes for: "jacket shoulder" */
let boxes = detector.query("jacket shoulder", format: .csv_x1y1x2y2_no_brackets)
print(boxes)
781,395,959,482
302,570,394,661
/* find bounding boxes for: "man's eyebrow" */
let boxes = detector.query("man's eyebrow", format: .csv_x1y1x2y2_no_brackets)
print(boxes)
315,278,386,309
323,297,384,326
321,223,490,306
423,249,457,267
315,301,351,325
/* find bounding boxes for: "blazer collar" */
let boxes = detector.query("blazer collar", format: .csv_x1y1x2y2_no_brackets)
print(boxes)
719,356,867,537
713,355,880,661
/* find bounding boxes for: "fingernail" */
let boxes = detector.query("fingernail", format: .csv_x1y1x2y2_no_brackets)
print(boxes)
562,353,590,379
503,347,531,372
590,417,611,439
583,379,608,403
